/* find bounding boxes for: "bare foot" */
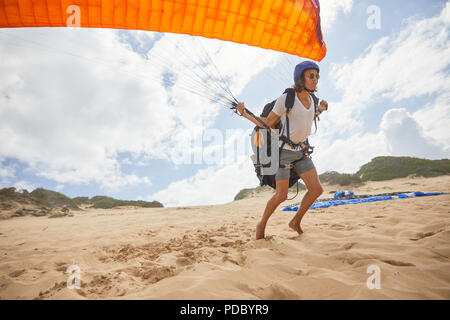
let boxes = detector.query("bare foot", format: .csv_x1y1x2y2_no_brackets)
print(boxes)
289,220,303,236
256,222,265,240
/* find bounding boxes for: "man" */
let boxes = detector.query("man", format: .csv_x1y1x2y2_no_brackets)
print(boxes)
236,61,328,239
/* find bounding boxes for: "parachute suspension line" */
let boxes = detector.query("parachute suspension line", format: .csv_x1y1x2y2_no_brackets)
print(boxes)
160,78,234,107
255,54,297,90
189,38,237,102
279,56,295,85
284,55,298,71
254,54,291,87
182,38,238,107
163,36,237,105
284,55,300,83
0,31,128,69
161,35,237,107
0,32,236,110
145,46,228,102
149,60,236,108
0,30,258,113
161,76,235,107
194,38,239,105
278,57,292,82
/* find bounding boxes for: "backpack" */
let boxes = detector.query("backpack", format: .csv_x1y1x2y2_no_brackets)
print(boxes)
250,88,319,191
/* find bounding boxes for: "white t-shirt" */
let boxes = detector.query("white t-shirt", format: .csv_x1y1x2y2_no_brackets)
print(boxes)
271,92,315,151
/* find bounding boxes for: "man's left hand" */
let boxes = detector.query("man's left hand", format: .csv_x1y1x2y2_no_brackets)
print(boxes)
319,100,328,112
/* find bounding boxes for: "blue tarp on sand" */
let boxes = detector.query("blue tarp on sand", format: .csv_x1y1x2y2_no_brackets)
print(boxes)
282,192,448,211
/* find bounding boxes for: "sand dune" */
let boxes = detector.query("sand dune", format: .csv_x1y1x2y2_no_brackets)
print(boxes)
0,175,449,299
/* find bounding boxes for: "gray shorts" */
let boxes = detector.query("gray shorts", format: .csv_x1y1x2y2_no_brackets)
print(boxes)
275,149,315,180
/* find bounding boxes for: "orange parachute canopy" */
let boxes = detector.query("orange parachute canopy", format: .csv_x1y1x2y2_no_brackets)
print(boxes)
0,0,326,61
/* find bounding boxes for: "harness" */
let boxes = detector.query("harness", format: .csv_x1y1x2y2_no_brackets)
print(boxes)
245,89,319,199
279,90,315,161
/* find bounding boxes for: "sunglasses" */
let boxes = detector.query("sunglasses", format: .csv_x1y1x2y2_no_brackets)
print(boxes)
306,73,320,80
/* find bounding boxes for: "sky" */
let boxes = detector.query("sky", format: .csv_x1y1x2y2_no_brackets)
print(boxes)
0,0,449,207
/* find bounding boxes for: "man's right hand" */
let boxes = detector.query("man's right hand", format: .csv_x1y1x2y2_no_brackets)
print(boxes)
236,102,246,116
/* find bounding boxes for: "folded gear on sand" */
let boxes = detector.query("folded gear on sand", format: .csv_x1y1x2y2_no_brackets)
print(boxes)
250,88,319,196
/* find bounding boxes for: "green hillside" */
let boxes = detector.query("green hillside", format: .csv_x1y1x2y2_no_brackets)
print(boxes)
357,156,450,181
0,187,164,219
234,156,449,198
318,171,362,186
321,156,449,185
30,188,80,209
234,182,306,201
90,196,163,209
234,186,270,201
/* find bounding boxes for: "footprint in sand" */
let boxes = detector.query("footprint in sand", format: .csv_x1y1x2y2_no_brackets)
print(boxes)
9,268,45,282
330,224,346,230
410,229,445,241
74,272,133,299
254,283,301,299
381,259,415,267
222,253,246,266
136,265,176,284
36,281,67,300
55,262,70,272
8,269,26,278
176,256,193,266
341,242,357,250
335,251,416,267
333,252,374,265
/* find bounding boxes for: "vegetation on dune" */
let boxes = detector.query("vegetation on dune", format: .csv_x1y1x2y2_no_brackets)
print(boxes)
357,156,450,181
30,188,79,209
91,197,163,209
234,182,306,201
0,188,164,219
318,171,362,186
234,156,449,200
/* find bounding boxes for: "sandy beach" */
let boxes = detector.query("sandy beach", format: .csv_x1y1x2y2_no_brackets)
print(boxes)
0,175,449,300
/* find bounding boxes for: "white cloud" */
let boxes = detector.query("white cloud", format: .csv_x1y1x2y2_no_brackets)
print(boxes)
149,126,258,206
0,28,168,190
412,91,450,152
311,105,449,176
0,162,15,180
149,155,259,207
320,0,354,32
328,2,450,137
0,159,17,188
316,3,450,169
311,131,388,174
0,27,278,192
380,108,448,159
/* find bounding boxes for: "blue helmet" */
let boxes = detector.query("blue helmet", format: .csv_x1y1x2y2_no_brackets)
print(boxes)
293,61,320,83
